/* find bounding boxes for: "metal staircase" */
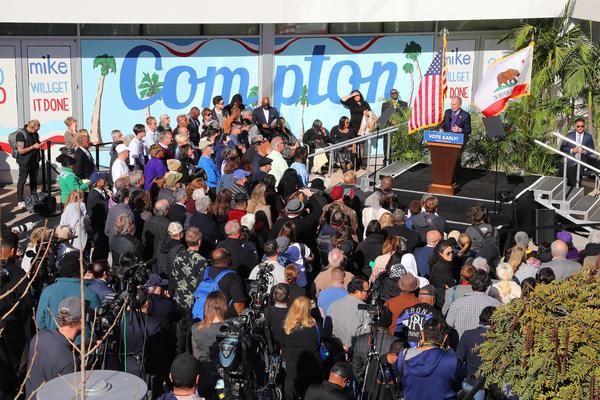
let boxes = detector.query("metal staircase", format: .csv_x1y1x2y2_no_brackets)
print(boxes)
531,176,600,224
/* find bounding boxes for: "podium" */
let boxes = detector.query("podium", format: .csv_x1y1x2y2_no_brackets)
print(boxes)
423,130,464,196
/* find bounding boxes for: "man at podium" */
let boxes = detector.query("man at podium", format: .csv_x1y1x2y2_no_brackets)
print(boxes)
440,96,471,183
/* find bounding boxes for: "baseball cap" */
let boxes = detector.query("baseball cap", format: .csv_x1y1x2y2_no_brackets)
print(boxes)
258,157,272,167
198,138,214,150
115,144,128,154
89,171,109,187
275,236,290,253
233,169,251,180
167,222,184,235
146,273,169,288
330,185,344,201
170,353,200,386
58,297,83,324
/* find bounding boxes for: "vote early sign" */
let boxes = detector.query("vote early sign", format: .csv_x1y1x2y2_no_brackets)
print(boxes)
423,130,464,145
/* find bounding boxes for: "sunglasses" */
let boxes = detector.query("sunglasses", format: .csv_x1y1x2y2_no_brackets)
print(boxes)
575,125,584,128
443,250,453,256
391,92,398,95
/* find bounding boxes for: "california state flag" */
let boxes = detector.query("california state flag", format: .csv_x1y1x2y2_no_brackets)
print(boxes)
474,43,534,117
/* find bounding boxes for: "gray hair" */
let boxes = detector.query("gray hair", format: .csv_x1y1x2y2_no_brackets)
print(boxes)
159,130,172,142
271,136,283,150
129,170,144,187
154,199,170,217
224,220,241,236
472,257,490,273
451,96,463,105
185,227,202,247
111,130,122,140
589,229,600,244
392,209,405,224
115,214,135,235
328,248,345,268
160,113,169,121
173,187,187,202
514,231,529,247
195,196,212,213
551,240,568,259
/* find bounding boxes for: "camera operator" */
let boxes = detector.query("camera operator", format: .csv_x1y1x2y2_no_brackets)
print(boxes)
191,291,228,398
25,297,84,400
0,230,29,388
146,274,180,395
110,214,143,277
264,283,289,350
248,240,286,294
351,307,401,399
36,251,101,342
86,260,115,303
305,362,354,400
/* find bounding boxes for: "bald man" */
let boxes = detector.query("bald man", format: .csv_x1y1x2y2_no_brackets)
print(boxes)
540,240,582,281
252,96,280,139
413,230,443,278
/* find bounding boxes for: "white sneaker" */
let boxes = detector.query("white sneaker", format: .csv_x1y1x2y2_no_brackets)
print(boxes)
16,201,26,210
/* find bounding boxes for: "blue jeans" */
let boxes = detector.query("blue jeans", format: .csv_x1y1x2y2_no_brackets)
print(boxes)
462,381,485,400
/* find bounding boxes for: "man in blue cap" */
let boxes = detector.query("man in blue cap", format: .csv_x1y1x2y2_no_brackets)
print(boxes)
225,168,250,199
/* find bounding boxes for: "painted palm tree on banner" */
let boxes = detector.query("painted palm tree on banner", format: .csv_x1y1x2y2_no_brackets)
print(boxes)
403,62,415,106
404,41,423,81
90,54,116,144
138,72,164,117
295,84,309,136
247,85,259,108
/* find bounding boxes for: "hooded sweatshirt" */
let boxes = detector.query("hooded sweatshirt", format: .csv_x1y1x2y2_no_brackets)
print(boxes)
399,347,465,400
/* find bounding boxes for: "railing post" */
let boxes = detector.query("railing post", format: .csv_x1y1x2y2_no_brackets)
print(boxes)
366,136,371,175
576,161,581,188
47,141,53,199
95,144,100,171
563,157,567,202
386,130,391,167
328,150,333,176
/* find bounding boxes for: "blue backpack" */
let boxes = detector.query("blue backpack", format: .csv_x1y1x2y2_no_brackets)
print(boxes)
192,268,234,320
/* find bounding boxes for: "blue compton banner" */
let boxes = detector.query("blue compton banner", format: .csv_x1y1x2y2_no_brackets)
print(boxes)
80,38,260,144
80,35,434,144
273,35,434,133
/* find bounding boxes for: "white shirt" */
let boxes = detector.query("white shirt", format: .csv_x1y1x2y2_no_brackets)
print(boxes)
59,201,88,250
267,150,287,185
111,158,130,187
129,137,145,168
262,108,270,125
248,260,286,293
144,128,158,151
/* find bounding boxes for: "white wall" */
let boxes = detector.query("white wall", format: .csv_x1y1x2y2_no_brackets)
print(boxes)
4,0,584,24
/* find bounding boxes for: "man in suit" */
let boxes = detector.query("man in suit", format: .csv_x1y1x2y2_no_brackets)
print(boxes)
441,96,471,184
381,88,408,117
168,188,188,225
559,117,596,187
74,134,96,180
87,172,110,260
252,96,280,139
187,106,201,146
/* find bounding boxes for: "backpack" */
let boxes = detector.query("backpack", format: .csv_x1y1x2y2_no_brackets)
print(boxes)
8,129,23,159
470,224,496,252
316,231,334,270
413,213,439,241
192,267,234,320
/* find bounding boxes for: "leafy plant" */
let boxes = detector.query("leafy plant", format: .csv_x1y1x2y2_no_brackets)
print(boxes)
138,72,164,117
391,109,428,162
479,266,600,400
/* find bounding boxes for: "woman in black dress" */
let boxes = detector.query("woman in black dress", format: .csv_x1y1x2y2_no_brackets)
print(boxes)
330,116,356,171
340,90,371,167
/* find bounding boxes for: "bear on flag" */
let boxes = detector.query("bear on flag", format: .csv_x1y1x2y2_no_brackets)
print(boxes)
474,43,534,117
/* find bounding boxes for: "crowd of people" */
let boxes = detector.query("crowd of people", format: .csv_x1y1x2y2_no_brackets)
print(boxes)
0,91,594,400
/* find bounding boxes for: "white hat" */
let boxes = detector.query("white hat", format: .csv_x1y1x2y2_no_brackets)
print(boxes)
115,144,129,154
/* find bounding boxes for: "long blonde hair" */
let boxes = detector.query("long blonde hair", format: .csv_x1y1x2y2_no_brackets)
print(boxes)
496,262,518,304
283,296,315,335
247,183,268,213
379,212,394,229
457,233,472,257
508,245,527,272
65,189,84,206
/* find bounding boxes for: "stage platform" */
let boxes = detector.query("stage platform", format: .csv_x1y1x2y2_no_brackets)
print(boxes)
391,162,543,229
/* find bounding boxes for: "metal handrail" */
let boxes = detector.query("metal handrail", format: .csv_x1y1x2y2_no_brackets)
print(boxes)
552,131,600,158
307,124,399,157
535,139,600,202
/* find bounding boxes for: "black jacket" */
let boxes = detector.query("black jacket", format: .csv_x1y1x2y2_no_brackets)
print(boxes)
305,381,353,400
86,188,108,234
156,238,186,277
352,328,400,388
186,212,223,259
269,195,324,249
440,108,472,135
167,203,187,225
384,224,420,252
429,260,457,309
215,238,258,280
353,232,386,278
73,147,96,180
110,234,143,275
142,215,170,260
303,128,331,151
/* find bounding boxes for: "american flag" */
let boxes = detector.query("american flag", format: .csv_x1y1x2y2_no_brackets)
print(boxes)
408,39,447,134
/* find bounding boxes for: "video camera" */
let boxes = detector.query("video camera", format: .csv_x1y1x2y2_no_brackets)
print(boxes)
248,262,274,312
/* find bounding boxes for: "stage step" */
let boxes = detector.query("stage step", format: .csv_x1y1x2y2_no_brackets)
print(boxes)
532,176,565,201
550,187,584,212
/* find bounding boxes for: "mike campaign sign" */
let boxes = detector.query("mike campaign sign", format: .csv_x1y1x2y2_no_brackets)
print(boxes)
474,43,533,117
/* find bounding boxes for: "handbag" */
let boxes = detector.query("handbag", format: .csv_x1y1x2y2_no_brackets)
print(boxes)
315,324,330,361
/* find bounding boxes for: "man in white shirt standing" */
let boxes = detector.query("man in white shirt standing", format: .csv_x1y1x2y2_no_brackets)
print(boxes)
267,136,288,185
111,144,130,186
144,116,158,154
129,124,146,171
